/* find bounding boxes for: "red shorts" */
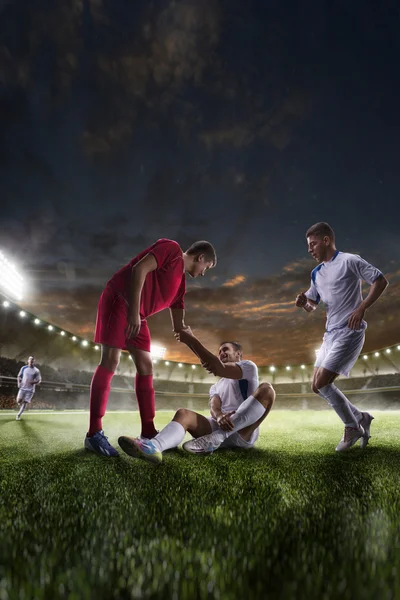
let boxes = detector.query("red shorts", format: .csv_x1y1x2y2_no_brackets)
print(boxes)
94,285,151,352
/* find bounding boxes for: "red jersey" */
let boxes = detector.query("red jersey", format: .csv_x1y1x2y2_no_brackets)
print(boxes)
107,239,186,318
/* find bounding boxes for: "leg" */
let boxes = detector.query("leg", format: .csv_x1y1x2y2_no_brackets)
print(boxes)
238,382,275,442
130,347,157,438
16,400,28,420
88,345,120,436
183,383,275,454
313,367,361,427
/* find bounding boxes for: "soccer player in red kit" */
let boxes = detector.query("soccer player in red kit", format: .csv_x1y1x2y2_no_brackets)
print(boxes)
84,239,217,457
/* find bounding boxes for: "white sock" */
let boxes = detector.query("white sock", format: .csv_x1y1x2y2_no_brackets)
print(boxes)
153,421,186,452
318,384,360,428
18,402,27,418
347,400,362,422
208,396,266,446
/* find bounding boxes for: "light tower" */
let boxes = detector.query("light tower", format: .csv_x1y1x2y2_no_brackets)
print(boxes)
0,250,24,301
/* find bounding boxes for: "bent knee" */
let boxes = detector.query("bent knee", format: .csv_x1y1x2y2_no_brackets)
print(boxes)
174,408,191,422
256,382,275,405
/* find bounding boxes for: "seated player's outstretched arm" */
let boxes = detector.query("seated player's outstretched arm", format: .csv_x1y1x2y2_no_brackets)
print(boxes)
175,329,243,379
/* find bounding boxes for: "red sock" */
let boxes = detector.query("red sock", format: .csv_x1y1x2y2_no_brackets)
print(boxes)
88,365,114,436
135,374,157,438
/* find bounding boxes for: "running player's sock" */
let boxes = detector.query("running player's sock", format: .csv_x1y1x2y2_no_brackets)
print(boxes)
88,365,114,436
152,421,186,452
347,400,362,423
208,395,265,446
135,374,157,438
17,402,27,418
318,384,360,427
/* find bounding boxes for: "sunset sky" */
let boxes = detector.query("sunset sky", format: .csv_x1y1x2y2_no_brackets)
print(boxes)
1,0,399,365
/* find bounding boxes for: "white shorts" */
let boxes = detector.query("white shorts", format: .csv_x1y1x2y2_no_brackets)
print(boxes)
207,417,259,449
314,327,365,377
17,389,34,404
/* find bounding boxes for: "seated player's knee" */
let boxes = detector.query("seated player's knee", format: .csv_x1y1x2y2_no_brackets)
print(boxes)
173,408,190,423
255,382,275,408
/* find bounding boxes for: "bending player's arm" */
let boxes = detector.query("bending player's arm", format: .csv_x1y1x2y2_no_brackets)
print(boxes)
175,329,244,379
169,308,187,333
348,274,389,330
295,292,318,313
127,253,158,339
209,394,235,431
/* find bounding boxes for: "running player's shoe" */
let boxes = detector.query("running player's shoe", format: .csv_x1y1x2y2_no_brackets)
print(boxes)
182,434,220,455
118,436,162,465
16,415,21,421
84,430,119,457
359,412,374,449
335,425,365,452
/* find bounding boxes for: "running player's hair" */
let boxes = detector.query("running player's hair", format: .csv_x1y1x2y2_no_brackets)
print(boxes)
219,341,243,357
306,222,335,241
186,241,217,266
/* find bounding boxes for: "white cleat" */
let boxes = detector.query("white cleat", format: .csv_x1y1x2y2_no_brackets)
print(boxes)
359,412,374,449
16,415,21,421
182,435,220,455
336,425,365,452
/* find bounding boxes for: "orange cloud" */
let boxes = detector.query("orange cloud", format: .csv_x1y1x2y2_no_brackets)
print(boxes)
222,275,246,287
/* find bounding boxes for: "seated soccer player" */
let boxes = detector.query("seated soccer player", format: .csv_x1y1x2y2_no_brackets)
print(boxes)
118,331,275,464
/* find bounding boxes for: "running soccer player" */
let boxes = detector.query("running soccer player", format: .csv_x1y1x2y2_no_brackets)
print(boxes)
15,356,41,420
85,239,217,457
296,222,388,451
118,334,275,463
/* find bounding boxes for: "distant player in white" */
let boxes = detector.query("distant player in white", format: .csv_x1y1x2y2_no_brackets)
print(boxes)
296,222,388,451
16,356,41,420
118,335,275,463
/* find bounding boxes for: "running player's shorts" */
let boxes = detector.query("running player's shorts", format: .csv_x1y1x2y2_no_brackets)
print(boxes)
94,285,151,352
17,390,34,403
206,417,259,449
314,326,365,377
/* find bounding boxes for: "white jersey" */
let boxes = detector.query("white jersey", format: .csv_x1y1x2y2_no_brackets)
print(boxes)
18,366,41,393
305,251,382,332
209,360,259,414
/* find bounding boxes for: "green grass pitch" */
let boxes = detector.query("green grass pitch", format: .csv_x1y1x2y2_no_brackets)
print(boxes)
1,410,400,599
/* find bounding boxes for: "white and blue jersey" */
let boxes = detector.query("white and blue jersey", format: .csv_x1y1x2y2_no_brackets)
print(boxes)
305,251,382,332
18,366,41,393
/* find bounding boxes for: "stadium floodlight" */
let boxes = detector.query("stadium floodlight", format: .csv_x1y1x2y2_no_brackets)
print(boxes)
48,325,53,331
152,359,158,364
94,345,99,350
385,349,391,354
34,318,40,325
286,366,291,371
60,331,66,336
0,250,24,301
19,310,26,317
165,361,170,366
374,352,380,357
363,355,368,360
300,365,305,369
82,340,88,347
269,366,276,372
3,300,10,308
150,345,166,359
72,336,77,341
178,363,183,367
191,365,196,369
397,346,400,351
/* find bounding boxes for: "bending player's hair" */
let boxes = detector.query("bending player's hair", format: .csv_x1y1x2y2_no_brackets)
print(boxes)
220,341,243,359
186,241,217,266
306,222,335,242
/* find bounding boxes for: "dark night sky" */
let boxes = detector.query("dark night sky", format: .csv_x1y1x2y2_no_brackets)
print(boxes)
1,0,399,364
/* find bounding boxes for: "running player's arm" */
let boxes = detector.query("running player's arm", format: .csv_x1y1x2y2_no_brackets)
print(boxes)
175,329,243,379
33,370,42,385
17,368,23,388
126,253,158,338
348,266,389,329
296,294,318,313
